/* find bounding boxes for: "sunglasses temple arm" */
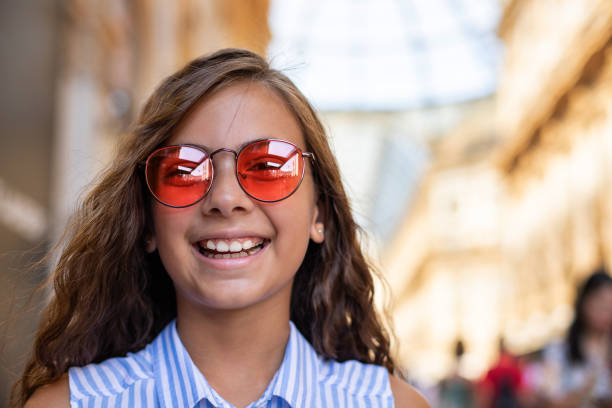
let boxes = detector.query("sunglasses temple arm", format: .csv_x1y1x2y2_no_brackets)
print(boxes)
303,152,315,162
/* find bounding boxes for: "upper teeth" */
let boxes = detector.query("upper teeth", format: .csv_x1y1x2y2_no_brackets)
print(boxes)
202,239,261,253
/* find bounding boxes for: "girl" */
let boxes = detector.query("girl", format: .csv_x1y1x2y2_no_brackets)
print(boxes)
540,269,612,407
15,48,429,408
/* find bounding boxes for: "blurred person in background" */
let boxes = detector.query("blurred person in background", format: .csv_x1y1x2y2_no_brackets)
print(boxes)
438,339,476,408
478,338,524,408
539,268,612,408
517,350,547,408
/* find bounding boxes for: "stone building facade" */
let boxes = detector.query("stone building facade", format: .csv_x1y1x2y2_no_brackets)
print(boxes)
384,0,612,382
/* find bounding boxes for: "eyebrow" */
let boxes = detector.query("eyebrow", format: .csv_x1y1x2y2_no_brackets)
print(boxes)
176,137,277,152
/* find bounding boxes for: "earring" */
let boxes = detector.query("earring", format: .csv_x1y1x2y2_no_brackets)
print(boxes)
317,227,324,233
144,237,156,253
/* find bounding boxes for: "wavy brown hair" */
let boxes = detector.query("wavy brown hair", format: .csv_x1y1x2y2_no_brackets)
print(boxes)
11,48,395,406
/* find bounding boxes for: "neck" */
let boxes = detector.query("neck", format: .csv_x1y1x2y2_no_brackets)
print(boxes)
175,295,291,407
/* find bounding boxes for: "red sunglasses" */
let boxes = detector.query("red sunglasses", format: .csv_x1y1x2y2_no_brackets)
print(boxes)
143,139,315,208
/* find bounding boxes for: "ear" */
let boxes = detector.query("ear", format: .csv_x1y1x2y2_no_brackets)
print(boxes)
309,203,325,243
145,235,157,253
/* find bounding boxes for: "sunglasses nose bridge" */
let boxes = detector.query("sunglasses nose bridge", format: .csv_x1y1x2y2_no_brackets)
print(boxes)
206,147,242,191
208,147,239,179
209,147,238,161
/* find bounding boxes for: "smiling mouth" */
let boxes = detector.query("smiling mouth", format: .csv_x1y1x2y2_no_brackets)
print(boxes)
196,238,268,259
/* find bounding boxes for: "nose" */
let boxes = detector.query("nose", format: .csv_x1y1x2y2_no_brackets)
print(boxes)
199,150,254,217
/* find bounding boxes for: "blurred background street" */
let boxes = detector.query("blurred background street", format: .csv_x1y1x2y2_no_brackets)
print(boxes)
1,0,612,406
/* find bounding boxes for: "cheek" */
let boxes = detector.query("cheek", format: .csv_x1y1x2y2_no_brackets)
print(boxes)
603,297,612,325
151,205,193,255
584,294,612,328
268,196,316,260
273,205,313,244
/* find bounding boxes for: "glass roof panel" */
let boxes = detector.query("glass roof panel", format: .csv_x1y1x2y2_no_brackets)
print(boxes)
268,0,503,111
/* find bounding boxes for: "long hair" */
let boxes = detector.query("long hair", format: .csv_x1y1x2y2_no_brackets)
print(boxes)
566,268,612,363
12,48,395,406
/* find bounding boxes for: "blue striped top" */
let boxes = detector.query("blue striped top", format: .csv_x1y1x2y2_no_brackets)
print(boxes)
68,320,394,407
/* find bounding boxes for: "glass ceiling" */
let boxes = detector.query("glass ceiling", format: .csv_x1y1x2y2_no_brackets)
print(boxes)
268,0,502,111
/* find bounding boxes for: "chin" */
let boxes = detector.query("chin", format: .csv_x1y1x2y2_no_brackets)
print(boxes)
195,285,282,312
178,274,294,313
202,295,260,311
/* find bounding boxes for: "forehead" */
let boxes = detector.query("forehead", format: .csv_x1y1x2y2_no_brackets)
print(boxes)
586,284,612,302
169,82,305,150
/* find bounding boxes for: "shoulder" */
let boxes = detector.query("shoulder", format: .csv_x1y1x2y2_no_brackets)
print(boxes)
319,359,430,406
69,347,155,401
25,374,69,408
389,375,431,408
319,359,390,395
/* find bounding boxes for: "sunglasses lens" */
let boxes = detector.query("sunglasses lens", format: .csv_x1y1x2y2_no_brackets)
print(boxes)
146,146,212,207
237,140,305,202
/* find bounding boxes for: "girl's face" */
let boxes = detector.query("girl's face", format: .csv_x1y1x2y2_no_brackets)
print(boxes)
148,82,324,313
582,284,612,334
